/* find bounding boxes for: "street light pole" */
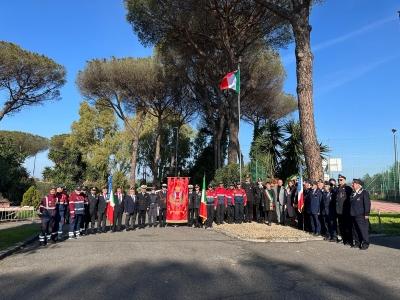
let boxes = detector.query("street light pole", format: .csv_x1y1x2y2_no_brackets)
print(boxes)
173,127,179,177
392,129,397,201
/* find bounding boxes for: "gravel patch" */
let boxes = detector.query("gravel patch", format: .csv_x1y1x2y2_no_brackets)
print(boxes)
213,222,323,242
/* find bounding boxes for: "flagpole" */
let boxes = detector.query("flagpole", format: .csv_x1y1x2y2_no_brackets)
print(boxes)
238,56,242,183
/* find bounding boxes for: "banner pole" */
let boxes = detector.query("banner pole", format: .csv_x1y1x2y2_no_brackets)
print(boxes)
238,56,242,183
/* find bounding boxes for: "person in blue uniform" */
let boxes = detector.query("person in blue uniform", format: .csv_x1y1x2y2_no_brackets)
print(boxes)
350,179,371,250
308,181,322,235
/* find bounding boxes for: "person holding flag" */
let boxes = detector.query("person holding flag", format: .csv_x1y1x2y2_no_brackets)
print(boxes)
106,175,115,227
199,175,208,226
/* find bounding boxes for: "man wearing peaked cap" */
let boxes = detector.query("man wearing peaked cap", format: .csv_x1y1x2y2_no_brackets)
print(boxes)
336,174,353,245
188,184,195,227
350,178,371,250
158,183,168,227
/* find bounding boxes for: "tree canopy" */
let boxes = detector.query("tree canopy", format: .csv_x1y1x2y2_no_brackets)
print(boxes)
0,130,49,158
0,41,66,121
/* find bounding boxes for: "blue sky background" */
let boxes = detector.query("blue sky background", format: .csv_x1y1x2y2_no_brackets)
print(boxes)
0,0,399,180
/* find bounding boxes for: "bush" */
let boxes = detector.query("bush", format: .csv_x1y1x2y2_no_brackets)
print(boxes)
21,186,41,209
213,164,249,186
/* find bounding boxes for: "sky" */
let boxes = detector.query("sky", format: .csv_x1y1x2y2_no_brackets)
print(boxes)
0,0,399,180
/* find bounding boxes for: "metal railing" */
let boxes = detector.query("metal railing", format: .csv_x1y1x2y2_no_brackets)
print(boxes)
0,206,36,222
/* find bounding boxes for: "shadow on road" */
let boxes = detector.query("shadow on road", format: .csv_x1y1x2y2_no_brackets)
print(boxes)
0,251,398,299
370,235,400,250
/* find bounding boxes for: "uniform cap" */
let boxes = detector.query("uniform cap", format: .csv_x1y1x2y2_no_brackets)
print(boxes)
141,185,147,189
162,184,167,187
188,184,194,189
352,178,363,186
91,187,96,191
338,174,346,180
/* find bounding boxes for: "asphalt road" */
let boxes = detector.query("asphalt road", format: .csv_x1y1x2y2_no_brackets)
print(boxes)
0,227,399,300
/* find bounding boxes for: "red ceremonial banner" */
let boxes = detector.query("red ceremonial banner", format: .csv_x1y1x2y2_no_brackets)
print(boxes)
166,177,189,223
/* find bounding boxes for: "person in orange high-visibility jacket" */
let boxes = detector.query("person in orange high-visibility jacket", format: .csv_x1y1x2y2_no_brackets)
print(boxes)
225,183,235,224
214,182,227,225
233,183,247,224
205,185,216,228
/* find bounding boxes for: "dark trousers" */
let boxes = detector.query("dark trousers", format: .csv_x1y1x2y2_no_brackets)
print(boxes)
56,209,66,235
245,201,253,222
338,214,353,244
206,204,214,227
138,210,146,228
125,212,137,229
40,215,56,243
235,202,244,223
69,214,83,236
216,203,225,224
188,208,199,226
352,216,369,247
159,208,166,226
254,202,261,221
89,212,96,230
226,205,235,223
324,214,337,239
320,215,327,236
113,211,123,231
97,211,107,232
264,210,273,224
304,212,312,232
297,210,304,230
310,214,321,234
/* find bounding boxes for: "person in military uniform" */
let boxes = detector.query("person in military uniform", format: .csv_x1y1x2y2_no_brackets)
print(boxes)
87,187,98,234
192,184,201,227
137,185,150,229
158,183,168,227
112,187,125,232
350,179,371,250
205,184,216,228
148,186,159,227
225,183,235,224
321,181,337,241
123,187,137,230
233,183,247,224
39,187,58,245
214,182,226,225
308,181,322,235
303,180,312,232
242,176,255,222
187,184,195,227
97,187,108,233
336,174,353,245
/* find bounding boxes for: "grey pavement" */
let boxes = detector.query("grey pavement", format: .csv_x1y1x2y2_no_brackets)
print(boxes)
0,227,399,300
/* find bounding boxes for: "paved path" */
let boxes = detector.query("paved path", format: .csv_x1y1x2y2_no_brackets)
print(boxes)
371,200,400,213
0,227,399,300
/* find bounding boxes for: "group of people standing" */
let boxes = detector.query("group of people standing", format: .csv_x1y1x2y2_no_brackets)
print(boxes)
38,173,371,250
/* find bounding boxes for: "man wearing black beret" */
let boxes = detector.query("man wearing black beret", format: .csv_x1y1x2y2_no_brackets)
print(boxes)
350,179,371,250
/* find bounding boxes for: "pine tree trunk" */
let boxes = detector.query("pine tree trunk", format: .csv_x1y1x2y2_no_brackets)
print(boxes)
129,110,146,187
293,13,323,180
152,115,163,186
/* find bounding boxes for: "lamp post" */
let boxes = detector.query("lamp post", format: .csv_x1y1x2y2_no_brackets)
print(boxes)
392,129,398,201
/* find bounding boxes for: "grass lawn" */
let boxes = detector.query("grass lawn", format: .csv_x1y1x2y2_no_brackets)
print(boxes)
0,223,40,251
369,212,400,235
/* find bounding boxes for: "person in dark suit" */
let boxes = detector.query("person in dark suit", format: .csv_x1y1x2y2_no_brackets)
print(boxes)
137,185,150,229
87,187,99,234
148,186,159,227
350,179,371,250
254,179,265,223
308,181,322,235
188,185,195,227
242,176,255,222
123,187,137,230
158,184,168,227
336,174,353,245
112,187,125,232
192,184,201,227
97,187,108,233
303,180,312,232
321,182,337,241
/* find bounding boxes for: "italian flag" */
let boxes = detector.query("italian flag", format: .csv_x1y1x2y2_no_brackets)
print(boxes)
199,174,207,223
106,175,115,224
219,70,240,93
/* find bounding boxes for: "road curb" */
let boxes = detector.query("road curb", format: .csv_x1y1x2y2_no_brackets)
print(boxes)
0,234,38,260
213,228,324,243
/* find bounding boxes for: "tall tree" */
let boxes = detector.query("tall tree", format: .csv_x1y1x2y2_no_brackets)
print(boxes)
0,130,49,158
77,57,152,186
0,41,66,121
256,0,324,180
125,0,291,165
